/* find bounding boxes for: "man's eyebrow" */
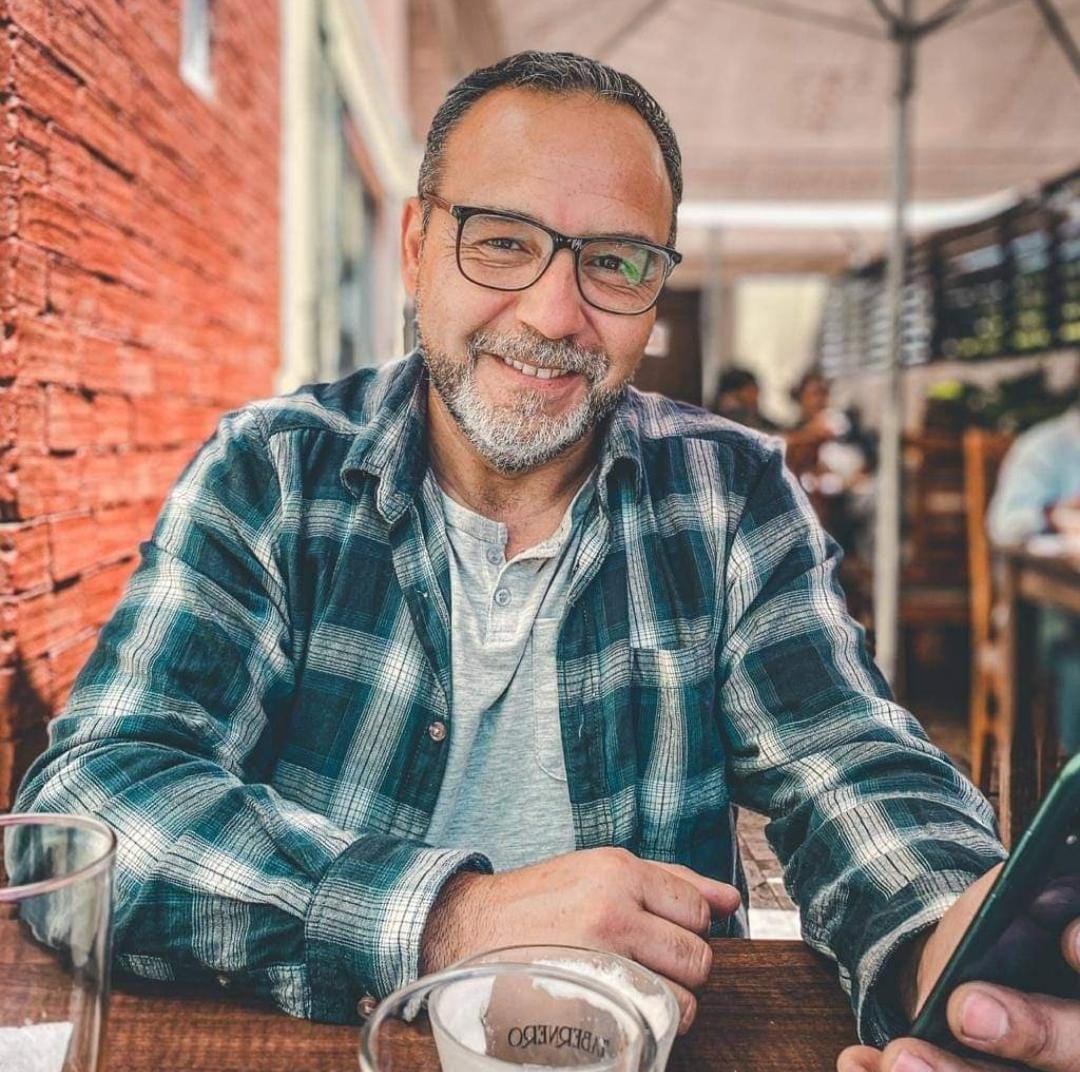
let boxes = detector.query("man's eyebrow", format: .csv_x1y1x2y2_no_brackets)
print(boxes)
467,201,663,246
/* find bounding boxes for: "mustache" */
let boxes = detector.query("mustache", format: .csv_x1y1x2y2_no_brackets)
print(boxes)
467,330,609,383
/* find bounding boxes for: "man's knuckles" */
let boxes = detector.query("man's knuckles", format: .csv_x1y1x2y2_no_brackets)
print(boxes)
665,929,712,988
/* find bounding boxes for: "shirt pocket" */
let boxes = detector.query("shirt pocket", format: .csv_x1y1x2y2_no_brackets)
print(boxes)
532,619,569,782
628,640,726,858
628,640,718,761
629,641,716,691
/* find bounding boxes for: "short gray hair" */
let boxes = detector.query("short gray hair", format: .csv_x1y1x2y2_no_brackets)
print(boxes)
418,51,682,244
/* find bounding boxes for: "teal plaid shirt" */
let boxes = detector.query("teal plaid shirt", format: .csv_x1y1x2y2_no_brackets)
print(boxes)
16,353,1005,1044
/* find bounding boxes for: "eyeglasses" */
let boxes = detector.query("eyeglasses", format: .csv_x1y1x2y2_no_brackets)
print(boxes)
422,194,681,316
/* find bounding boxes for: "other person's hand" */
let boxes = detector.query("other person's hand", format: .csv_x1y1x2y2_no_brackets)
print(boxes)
1048,499,1080,541
419,847,742,1034
836,864,1080,1071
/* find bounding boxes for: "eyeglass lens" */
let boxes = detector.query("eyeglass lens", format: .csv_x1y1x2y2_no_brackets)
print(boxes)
457,212,667,314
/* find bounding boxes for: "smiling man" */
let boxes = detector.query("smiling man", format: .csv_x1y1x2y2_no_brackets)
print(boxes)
15,52,1079,1072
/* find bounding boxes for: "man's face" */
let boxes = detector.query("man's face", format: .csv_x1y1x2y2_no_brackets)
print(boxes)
738,384,759,411
401,87,674,474
800,377,829,417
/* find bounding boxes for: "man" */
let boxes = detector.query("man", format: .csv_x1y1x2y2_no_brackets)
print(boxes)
16,52,1079,1072
987,401,1080,757
987,401,1080,546
710,368,781,432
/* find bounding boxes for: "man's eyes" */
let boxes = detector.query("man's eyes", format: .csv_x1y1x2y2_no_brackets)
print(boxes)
585,253,645,282
481,236,528,251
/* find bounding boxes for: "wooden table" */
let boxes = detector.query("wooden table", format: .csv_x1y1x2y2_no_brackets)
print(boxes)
998,544,1080,847
4,933,859,1071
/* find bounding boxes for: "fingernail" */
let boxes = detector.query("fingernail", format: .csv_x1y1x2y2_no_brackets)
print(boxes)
892,1052,934,1072
1072,925,1080,961
960,991,1009,1042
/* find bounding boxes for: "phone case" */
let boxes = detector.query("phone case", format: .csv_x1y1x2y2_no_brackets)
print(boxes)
910,751,1080,1057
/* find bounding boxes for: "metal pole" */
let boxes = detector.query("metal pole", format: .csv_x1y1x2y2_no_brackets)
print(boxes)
1030,0,1080,80
872,2,915,686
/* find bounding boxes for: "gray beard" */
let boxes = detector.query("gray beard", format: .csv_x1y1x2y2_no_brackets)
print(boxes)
419,327,627,475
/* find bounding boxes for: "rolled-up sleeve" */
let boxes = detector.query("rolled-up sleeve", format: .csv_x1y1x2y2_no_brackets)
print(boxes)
718,447,1006,1045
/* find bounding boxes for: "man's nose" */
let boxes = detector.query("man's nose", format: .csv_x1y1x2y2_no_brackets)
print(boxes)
514,249,589,341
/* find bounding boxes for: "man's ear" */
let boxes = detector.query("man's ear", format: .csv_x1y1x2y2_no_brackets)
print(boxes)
401,197,424,300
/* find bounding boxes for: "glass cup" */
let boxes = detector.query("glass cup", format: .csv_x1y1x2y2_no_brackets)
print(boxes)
358,962,660,1072
459,947,679,1070
0,813,116,1072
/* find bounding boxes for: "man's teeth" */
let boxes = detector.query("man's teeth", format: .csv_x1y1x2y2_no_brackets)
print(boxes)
498,354,571,380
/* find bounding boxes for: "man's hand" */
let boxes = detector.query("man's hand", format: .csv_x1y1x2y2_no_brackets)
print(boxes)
837,863,1080,1071
419,847,741,1034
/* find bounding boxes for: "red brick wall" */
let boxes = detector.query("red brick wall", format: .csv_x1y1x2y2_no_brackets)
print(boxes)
0,1,281,806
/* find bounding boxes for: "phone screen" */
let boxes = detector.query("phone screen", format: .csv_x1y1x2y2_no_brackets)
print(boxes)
912,763,1080,1054
963,833,1080,998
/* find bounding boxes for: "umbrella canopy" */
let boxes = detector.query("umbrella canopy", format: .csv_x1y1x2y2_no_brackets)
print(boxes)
453,0,1080,272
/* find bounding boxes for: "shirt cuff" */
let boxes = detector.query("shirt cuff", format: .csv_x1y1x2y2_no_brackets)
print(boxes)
849,866,1001,1046
304,834,492,1022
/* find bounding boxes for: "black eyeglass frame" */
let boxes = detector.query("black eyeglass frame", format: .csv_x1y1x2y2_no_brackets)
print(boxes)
422,194,682,316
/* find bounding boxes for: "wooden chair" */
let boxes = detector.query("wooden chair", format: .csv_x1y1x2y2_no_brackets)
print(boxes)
963,427,1014,795
896,433,971,704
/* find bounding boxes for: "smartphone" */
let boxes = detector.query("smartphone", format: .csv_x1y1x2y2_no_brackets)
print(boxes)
910,751,1080,1059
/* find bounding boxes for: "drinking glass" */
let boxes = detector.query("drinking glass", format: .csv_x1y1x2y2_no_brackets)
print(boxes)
0,813,116,1072
459,946,679,1070
358,962,659,1071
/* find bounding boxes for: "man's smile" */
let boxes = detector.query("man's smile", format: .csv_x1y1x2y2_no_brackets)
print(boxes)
483,351,587,393
496,353,572,380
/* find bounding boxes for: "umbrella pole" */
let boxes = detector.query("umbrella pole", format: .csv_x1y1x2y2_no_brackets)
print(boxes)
872,1,915,687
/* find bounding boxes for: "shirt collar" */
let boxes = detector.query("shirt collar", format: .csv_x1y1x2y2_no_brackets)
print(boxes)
340,350,644,522
340,352,431,524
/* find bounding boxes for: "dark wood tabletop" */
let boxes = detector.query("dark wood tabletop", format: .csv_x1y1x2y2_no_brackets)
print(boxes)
3,930,859,1071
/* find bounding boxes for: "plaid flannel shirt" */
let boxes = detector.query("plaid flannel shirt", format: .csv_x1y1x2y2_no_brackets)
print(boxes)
16,352,1005,1044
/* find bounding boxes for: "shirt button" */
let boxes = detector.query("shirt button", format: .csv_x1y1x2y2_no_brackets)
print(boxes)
216,974,230,989
485,546,502,565
427,720,447,742
356,994,378,1018
493,587,512,607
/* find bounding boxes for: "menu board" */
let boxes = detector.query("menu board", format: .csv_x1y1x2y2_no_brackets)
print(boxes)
902,243,933,366
1008,208,1055,354
933,222,1007,360
820,168,1078,370
1049,173,1080,346
816,252,931,373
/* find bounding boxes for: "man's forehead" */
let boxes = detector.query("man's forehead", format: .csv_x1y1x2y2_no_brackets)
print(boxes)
437,87,672,242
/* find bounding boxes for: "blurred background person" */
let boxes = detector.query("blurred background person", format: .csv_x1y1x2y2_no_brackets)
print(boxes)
784,370,874,499
988,401,1080,755
987,401,1080,547
710,368,782,433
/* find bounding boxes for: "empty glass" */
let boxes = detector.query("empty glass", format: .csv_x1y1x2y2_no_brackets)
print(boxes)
359,962,660,1071
0,813,116,1072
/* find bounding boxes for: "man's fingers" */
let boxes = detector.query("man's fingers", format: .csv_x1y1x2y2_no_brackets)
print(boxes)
624,913,714,992
639,864,713,935
650,861,742,919
835,1044,882,1072
942,982,1080,1071
662,978,698,1036
879,1036,1004,1072
1062,917,1080,973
